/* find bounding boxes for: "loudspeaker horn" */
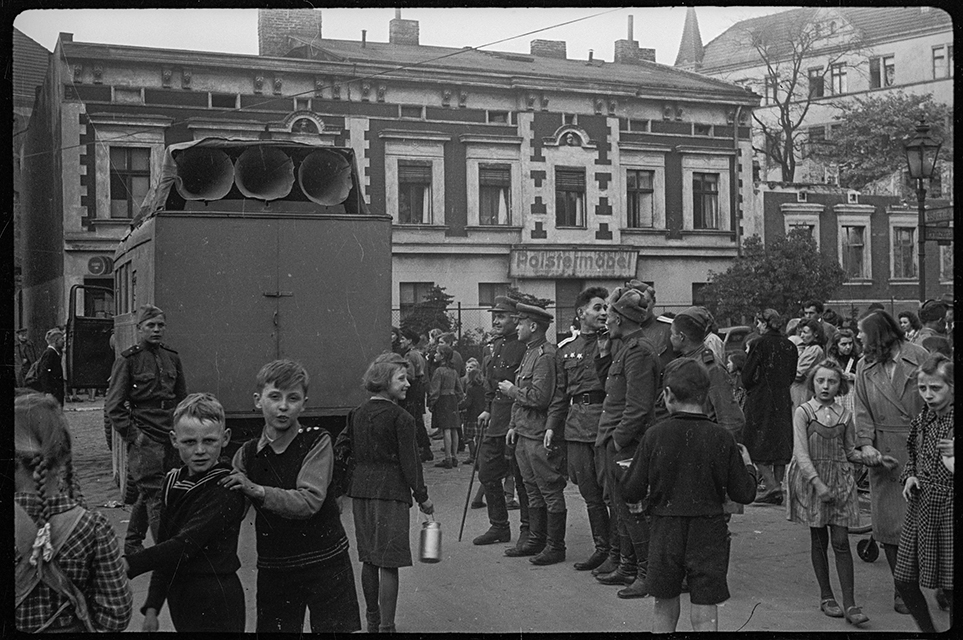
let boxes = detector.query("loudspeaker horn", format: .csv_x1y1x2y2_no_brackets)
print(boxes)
234,146,295,201
172,147,235,201
298,149,353,206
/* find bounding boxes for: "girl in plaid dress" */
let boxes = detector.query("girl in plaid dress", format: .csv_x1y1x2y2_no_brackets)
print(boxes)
785,360,870,626
894,353,954,633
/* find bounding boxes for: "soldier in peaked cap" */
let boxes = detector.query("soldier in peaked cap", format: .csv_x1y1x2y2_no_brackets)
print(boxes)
501,303,568,565
473,295,531,549
105,304,187,553
594,287,662,599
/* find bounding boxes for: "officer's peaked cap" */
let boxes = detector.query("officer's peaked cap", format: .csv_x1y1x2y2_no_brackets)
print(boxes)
515,302,553,325
488,296,518,313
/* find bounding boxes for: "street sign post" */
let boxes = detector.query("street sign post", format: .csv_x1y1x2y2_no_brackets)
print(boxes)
923,225,954,244
924,207,955,225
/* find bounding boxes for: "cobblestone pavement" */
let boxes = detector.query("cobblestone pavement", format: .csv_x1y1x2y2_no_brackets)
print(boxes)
63,398,947,634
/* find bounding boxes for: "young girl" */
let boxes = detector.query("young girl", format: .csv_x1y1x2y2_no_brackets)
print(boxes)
790,319,826,409
346,353,434,633
14,392,133,632
726,350,747,411
894,353,954,633
428,344,465,469
785,360,869,627
460,357,486,465
827,329,861,415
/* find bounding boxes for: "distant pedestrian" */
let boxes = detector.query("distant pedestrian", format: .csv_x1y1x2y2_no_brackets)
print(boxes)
914,300,951,356
398,327,432,461
742,309,797,505
786,360,869,627
897,311,922,343
725,351,747,411
853,310,928,615
31,327,66,407
621,358,758,633
15,327,39,388
343,352,434,633
791,319,826,409
15,392,133,632
827,329,860,415
460,358,485,465
429,344,464,469
894,353,954,633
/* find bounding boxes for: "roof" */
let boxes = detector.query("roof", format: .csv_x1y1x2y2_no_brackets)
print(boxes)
12,28,50,114
282,35,756,103
674,7,705,68
701,6,952,72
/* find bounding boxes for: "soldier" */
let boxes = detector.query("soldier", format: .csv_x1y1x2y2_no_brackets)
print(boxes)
625,280,674,369
547,287,614,572
105,304,187,553
594,287,662,599
502,303,565,564
472,296,529,548
15,327,39,388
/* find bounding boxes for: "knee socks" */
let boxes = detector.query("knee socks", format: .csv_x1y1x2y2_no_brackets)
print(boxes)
828,525,855,609
810,528,834,601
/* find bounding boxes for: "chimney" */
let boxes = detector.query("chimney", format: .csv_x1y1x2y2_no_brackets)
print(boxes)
257,9,322,57
614,15,654,65
389,10,420,46
530,39,567,59
362,30,367,48
588,49,594,62
627,15,633,41
59,32,73,43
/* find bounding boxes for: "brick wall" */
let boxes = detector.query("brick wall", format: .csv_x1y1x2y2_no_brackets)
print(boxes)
389,18,419,45
258,8,322,57
530,40,566,59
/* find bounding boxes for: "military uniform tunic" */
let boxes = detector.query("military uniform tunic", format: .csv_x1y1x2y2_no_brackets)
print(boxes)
106,341,187,444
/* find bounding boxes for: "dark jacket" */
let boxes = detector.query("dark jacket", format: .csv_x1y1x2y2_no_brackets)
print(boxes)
742,330,797,464
506,337,557,439
548,332,605,443
595,329,661,451
105,341,187,443
483,334,527,438
621,411,758,517
682,344,745,441
346,399,429,505
34,346,65,407
15,339,39,388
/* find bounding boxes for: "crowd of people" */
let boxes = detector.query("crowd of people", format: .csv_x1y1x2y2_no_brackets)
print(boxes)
12,288,954,633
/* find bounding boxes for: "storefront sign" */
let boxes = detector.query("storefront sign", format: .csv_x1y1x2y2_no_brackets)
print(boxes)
509,249,637,279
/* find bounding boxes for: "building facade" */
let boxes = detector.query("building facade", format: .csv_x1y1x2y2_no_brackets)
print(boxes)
19,10,758,340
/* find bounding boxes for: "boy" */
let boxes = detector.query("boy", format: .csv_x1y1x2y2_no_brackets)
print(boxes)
620,358,758,633
125,393,245,632
221,359,361,633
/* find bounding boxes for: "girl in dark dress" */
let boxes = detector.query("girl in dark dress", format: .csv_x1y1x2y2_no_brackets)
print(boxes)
429,345,464,469
346,353,434,633
742,309,798,505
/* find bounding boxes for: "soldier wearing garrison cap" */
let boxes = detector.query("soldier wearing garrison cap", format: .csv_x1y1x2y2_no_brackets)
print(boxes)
501,303,568,565
473,295,531,549
593,287,662,599
105,304,187,552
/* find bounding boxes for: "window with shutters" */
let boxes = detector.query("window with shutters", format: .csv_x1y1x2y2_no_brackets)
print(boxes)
110,147,151,219
478,164,511,225
398,161,432,224
555,167,586,228
626,170,654,228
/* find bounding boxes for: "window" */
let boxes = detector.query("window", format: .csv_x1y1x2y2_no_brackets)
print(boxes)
763,74,778,105
692,173,719,230
488,110,509,124
940,245,954,283
563,113,576,125
808,67,824,98
109,147,150,219
400,105,423,119
788,222,815,238
950,46,955,77
555,167,586,227
398,161,432,224
829,63,847,95
211,93,237,108
691,282,708,307
83,278,114,317
808,126,827,156
932,46,948,79
478,164,511,225
295,97,311,111
400,282,434,319
694,124,712,136
626,170,655,228
478,283,509,307
869,55,895,89
840,225,867,279
892,227,917,278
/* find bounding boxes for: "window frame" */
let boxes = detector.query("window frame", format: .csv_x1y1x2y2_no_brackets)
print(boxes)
626,168,656,229
807,66,824,98
399,281,435,319
837,214,872,282
478,283,510,307
692,172,720,230
681,153,731,232
869,55,895,89
384,135,446,226
889,217,918,281
763,73,779,105
109,146,151,220
397,161,434,225
554,166,587,229
939,244,954,284
829,63,847,95
932,45,948,79
477,163,513,226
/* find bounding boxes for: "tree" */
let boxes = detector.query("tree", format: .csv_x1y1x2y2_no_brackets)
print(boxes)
400,284,455,336
816,91,952,192
703,228,847,322
733,8,867,182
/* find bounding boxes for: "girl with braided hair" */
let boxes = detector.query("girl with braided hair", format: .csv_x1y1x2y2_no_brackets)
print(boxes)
14,392,132,632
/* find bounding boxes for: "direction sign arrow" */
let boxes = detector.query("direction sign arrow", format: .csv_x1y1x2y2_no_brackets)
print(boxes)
925,208,955,224
924,226,954,242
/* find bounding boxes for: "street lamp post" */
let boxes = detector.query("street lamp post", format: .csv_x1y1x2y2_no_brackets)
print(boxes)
903,118,943,303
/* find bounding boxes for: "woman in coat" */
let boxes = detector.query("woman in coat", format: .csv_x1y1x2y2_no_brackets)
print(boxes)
790,318,826,409
742,309,798,504
853,310,928,615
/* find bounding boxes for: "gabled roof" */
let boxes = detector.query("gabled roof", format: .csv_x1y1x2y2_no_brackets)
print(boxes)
701,6,952,72
13,28,50,113
283,35,756,103
674,7,705,68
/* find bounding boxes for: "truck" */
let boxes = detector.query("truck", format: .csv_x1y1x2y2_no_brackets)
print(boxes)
110,137,391,494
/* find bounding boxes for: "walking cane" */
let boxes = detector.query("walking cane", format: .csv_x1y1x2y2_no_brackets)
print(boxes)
458,418,487,542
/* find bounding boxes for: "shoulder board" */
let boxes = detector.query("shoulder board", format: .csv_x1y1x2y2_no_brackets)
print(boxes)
121,344,142,357
656,315,673,324
159,343,179,354
557,334,578,348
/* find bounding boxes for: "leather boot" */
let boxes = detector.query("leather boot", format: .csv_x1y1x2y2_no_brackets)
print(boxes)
596,532,637,585
531,510,567,565
506,506,546,557
617,540,650,599
574,505,610,571
473,483,511,545
592,508,621,576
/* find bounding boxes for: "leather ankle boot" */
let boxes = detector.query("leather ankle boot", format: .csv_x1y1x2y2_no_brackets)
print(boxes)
506,506,546,557
531,510,567,565
574,505,610,571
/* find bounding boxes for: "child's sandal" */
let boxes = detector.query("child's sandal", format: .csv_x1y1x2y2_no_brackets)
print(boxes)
820,598,843,618
844,605,869,626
